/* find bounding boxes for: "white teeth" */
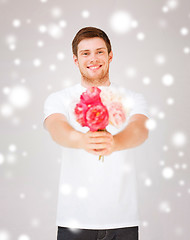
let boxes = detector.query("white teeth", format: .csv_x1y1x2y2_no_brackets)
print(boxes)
88,65,100,69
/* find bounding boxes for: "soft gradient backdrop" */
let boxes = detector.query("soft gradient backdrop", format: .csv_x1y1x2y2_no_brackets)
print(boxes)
0,0,189,239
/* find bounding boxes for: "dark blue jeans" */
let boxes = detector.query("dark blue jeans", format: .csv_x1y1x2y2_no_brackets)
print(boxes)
57,226,138,240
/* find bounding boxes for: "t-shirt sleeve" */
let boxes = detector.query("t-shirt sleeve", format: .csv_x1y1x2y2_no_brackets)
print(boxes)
128,91,150,119
43,92,68,124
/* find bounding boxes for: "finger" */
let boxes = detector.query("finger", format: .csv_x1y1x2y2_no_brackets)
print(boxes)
92,149,107,155
88,143,110,150
89,137,112,144
87,147,112,156
86,149,106,156
88,131,112,138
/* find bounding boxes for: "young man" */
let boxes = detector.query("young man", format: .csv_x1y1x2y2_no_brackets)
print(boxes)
44,27,149,240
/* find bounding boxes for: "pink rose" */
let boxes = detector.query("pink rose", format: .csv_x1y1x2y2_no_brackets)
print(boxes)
80,87,101,105
86,104,109,131
74,102,88,127
107,102,126,128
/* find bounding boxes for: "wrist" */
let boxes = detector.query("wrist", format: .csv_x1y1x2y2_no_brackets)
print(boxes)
113,135,121,152
69,130,84,149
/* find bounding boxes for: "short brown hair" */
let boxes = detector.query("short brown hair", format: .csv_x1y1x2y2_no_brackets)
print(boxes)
72,27,112,57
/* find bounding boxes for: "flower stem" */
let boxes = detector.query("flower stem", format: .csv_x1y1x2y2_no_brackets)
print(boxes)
99,155,104,162
97,129,106,162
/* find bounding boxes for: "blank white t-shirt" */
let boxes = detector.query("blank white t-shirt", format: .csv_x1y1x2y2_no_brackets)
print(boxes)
43,83,150,230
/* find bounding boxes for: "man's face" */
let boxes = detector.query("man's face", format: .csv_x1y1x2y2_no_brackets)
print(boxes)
73,37,113,85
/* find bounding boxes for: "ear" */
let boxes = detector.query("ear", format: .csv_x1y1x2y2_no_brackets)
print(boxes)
73,54,79,66
108,51,113,63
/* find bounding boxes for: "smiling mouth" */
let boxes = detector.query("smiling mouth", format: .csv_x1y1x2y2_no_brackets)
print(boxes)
87,65,102,70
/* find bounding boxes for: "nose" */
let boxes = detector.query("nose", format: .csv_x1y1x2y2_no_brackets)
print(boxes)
90,53,98,62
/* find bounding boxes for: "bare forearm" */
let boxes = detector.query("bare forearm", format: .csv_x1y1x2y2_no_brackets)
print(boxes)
113,121,149,151
47,119,83,149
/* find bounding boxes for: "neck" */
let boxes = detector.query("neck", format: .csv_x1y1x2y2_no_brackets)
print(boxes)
81,78,111,88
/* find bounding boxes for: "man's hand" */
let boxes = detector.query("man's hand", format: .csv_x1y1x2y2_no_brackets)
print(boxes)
80,130,115,156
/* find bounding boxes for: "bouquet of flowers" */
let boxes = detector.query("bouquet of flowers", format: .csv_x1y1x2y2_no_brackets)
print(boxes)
74,86,130,162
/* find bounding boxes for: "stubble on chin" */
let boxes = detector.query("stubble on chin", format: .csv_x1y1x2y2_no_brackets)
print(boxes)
80,69,110,87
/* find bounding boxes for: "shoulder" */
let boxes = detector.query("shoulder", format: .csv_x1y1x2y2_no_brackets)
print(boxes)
45,84,79,100
110,82,140,96
110,82,149,114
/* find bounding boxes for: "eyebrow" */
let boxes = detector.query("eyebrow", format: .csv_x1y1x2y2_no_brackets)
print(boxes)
79,47,106,53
